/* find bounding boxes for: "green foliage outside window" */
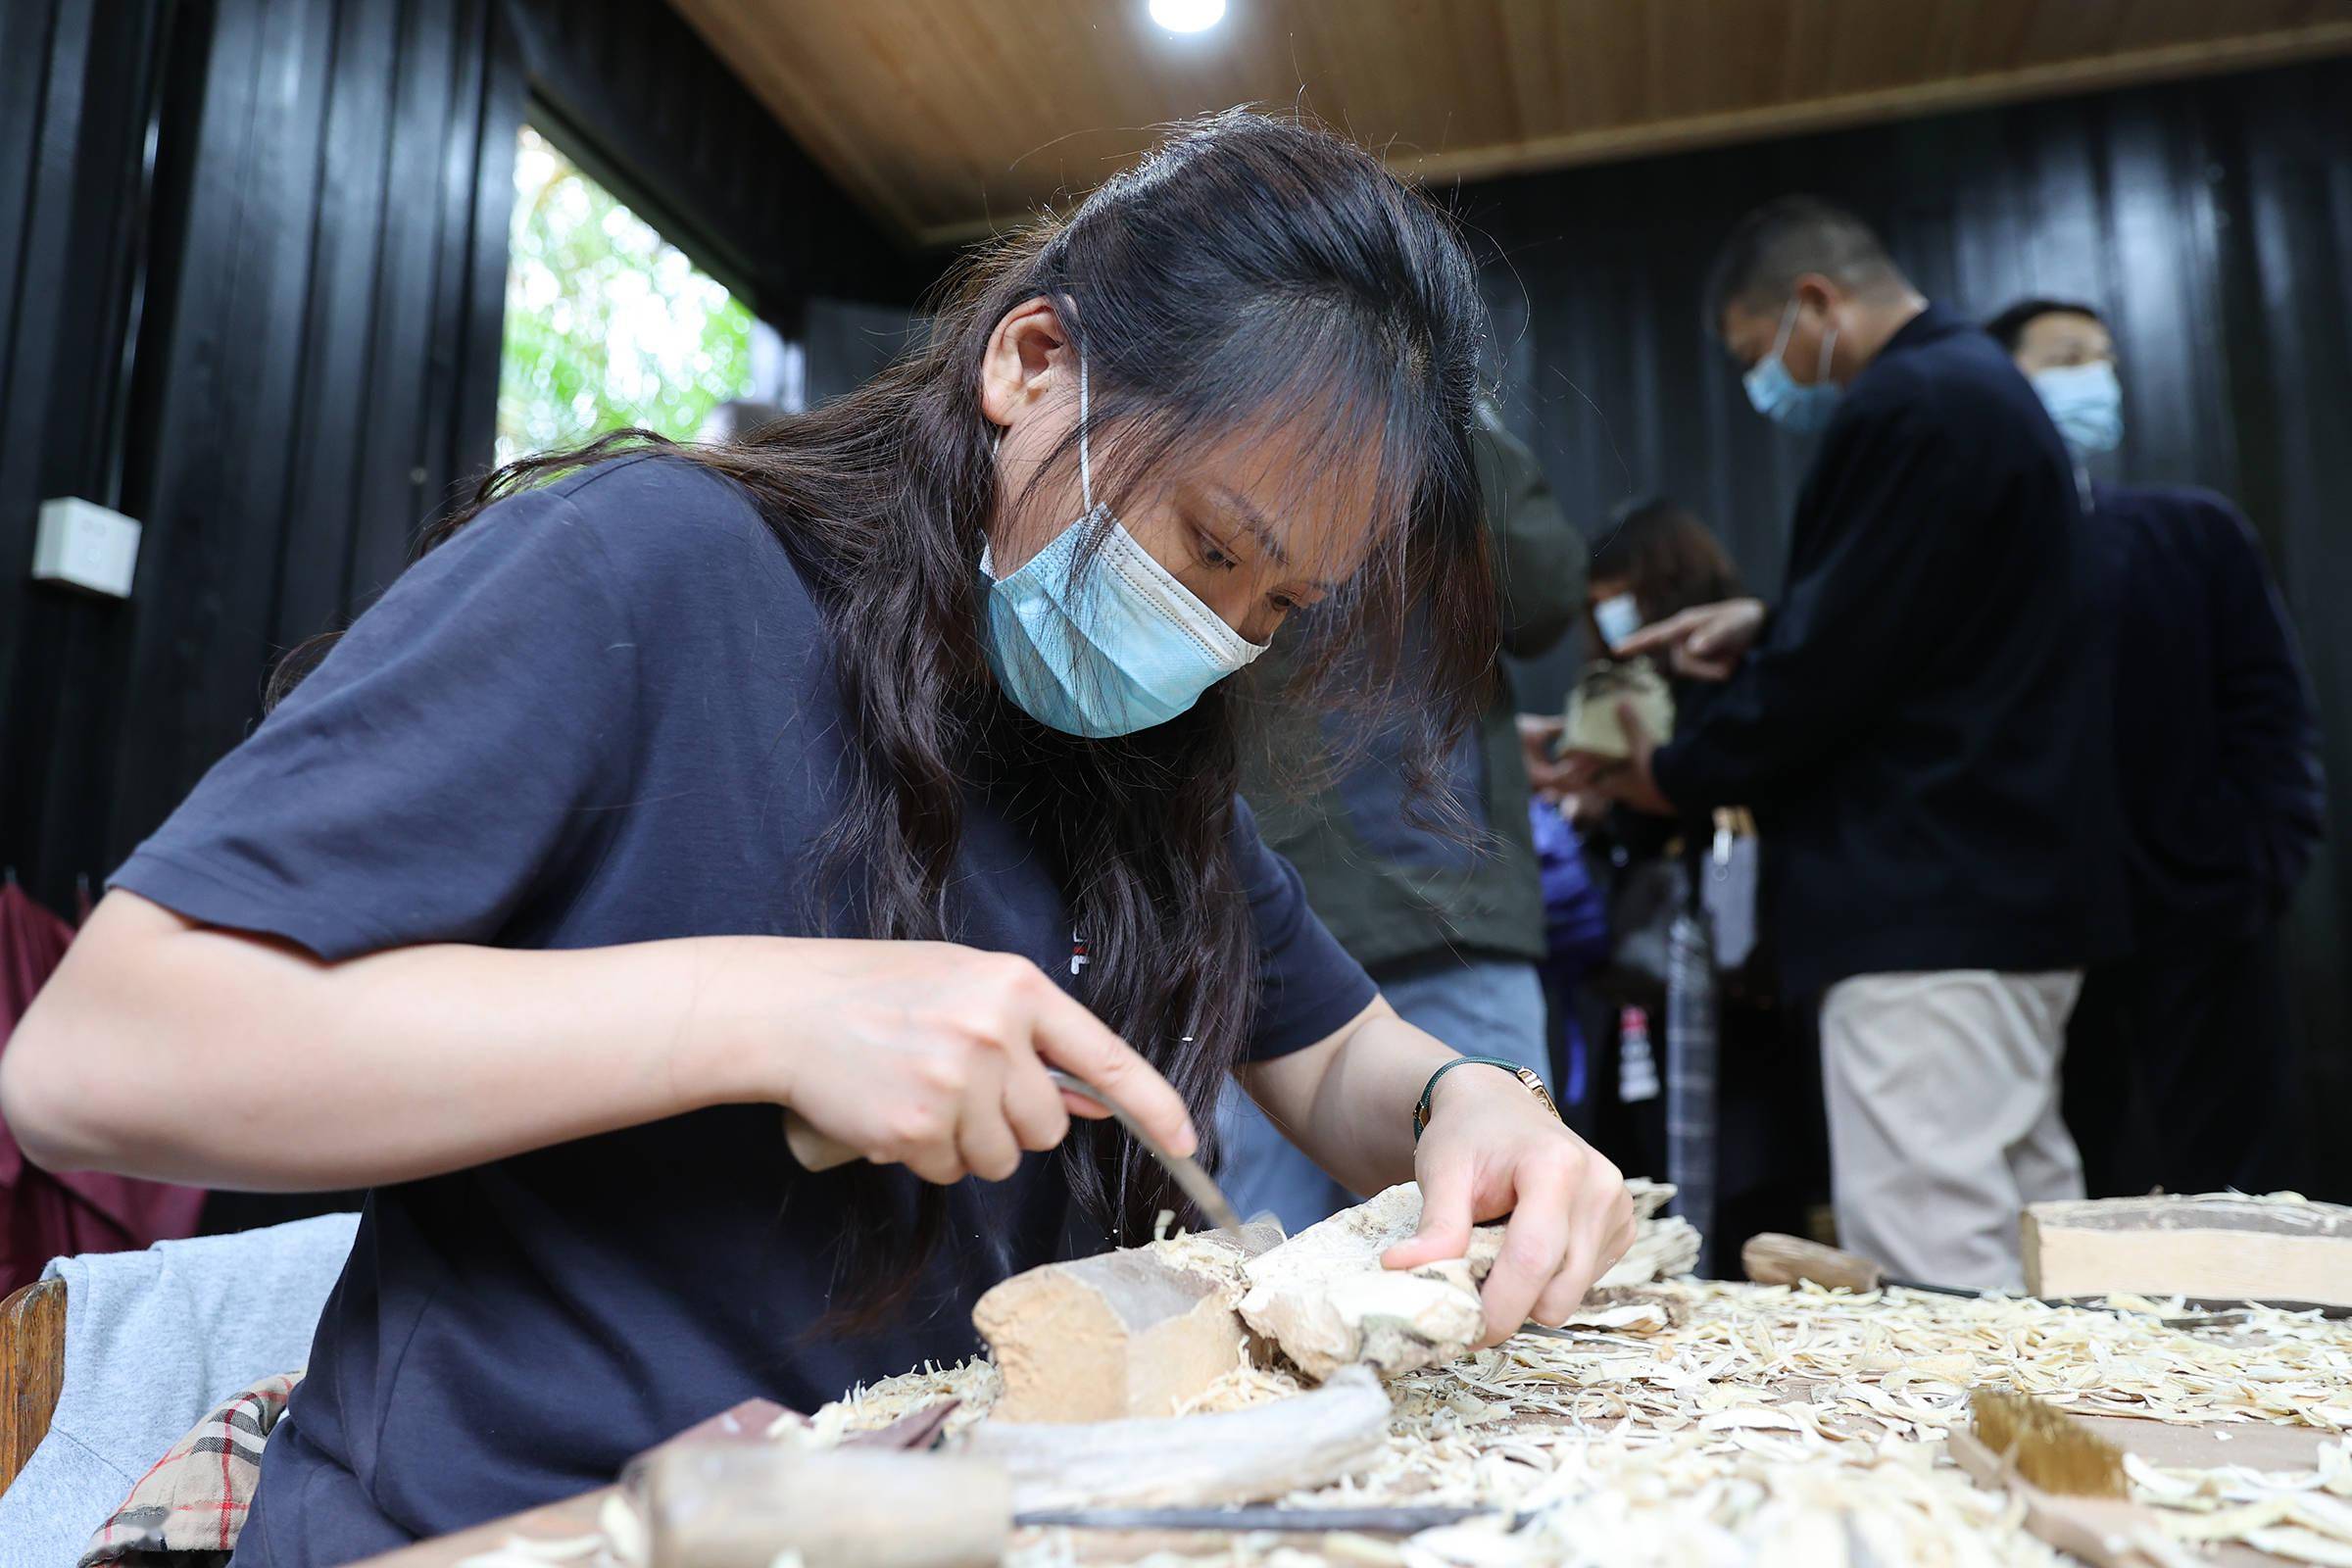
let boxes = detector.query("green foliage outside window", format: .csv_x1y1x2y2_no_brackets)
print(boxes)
496,125,754,466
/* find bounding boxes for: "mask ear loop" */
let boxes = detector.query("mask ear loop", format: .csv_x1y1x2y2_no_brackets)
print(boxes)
1816,318,1838,387
1762,297,1799,373
1077,351,1094,515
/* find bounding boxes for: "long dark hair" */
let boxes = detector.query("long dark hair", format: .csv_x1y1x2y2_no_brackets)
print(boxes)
1590,495,1743,627
274,109,1497,1321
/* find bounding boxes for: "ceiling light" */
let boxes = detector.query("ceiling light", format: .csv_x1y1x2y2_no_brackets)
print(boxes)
1149,0,1226,33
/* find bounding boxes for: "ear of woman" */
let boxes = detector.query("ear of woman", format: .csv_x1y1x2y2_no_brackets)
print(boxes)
977,297,1077,573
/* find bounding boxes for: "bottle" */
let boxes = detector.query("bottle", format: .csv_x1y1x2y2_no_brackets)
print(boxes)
1666,905,1718,1278
1618,1004,1660,1102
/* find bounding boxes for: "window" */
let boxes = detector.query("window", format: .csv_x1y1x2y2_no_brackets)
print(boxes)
495,125,760,466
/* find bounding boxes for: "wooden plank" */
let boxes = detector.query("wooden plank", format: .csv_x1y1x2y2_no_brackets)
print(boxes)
2023,1196,2352,1309
0,1278,68,1494
1387,21,2352,195
2076,1412,2333,1475
667,0,2352,244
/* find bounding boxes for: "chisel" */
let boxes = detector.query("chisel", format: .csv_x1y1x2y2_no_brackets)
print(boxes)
639,1445,1501,1568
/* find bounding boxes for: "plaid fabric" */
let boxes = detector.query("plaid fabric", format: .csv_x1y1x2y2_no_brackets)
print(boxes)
79,1372,301,1568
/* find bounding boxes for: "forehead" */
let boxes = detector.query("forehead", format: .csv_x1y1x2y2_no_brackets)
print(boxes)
1160,416,1391,583
2018,312,2111,360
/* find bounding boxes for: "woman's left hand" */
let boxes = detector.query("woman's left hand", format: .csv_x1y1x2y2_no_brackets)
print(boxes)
1381,1065,1637,1345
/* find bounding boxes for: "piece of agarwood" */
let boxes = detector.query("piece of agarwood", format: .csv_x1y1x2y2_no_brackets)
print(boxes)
1238,1180,1696,1381
2022,1194,2352,1310
970,1221,1283,1423
956,1365,1390,1512
1239,1184,1504,1380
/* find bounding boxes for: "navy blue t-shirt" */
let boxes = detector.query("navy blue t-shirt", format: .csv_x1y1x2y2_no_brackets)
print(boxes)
113,456,1376,1563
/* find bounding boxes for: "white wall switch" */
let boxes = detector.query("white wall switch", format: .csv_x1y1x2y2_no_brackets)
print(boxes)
32,497,142,599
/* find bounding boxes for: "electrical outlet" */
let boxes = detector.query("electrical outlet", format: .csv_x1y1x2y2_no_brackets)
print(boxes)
32,497,142,599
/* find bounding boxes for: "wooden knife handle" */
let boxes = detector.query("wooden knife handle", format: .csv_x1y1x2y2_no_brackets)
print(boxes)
1741,1232,1886,1293
782,1110,859,1173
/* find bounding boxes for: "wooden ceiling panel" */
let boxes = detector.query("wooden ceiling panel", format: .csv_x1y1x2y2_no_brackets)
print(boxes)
666,0,2352,247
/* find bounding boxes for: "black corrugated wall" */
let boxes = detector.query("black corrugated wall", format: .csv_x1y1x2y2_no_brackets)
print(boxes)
0,0,921,919
1468,57,2352,1199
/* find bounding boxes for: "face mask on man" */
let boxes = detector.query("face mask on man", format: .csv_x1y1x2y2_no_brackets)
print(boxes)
1743,297,1841,435
1592,592,1642,653
2029,361,2124,455
979,356,1268,739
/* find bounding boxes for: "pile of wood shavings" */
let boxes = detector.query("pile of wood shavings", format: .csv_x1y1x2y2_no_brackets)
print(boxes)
821,1279,2352,1567
2129,1439,2352,1563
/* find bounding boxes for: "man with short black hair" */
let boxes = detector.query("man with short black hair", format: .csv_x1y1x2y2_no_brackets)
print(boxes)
1577,198,2128,1291
1993,296,2324,1198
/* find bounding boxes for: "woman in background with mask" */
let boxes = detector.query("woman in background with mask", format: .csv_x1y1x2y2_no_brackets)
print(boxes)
1584,498,1744,670
2,112,1634,1563
1526,496,1746,811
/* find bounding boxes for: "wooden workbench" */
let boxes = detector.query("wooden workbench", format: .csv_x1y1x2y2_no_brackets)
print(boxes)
363,1282,2352,1568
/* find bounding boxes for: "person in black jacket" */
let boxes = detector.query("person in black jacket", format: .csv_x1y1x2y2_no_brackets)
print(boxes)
1571,198,2127,1291
1991,297,2326,1198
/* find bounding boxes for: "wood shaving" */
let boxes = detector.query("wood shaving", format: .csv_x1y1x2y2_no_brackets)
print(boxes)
808,1277,2352,1566
825,1356,1003,1443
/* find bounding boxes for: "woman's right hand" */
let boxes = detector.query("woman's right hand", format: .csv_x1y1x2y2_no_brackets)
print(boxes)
704,939,1196,1187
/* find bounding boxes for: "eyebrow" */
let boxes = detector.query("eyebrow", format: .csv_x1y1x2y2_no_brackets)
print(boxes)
1205,485,1348,595
1209,486,1293,569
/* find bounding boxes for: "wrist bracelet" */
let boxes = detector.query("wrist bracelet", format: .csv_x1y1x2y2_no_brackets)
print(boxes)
1413,1056,1561,1142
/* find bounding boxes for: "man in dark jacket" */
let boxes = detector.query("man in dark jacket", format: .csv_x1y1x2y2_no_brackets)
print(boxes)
1992,297,2325,1198
1219,407,1586,1231
1578,199,2127,1290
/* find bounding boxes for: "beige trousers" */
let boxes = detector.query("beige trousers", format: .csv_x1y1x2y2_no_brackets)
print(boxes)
1819,969,2085,1292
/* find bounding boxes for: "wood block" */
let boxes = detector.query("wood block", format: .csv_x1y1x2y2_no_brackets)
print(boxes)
2022,1195,2352,1310
971,1229,1276,1423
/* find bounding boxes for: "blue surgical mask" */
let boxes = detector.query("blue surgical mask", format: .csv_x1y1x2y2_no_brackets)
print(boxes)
2030,361,2124,455
979,359,1267,738
1592,592,1642,652
1743,298,1841,435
